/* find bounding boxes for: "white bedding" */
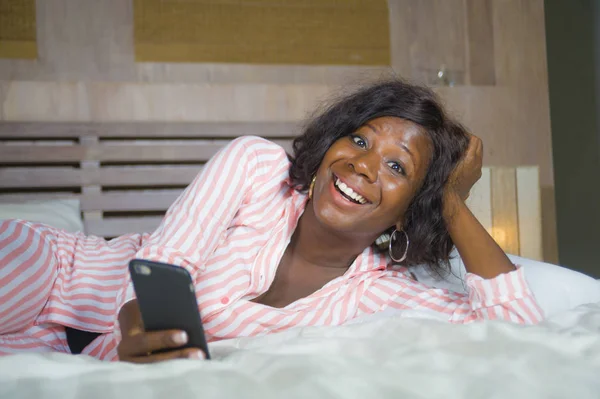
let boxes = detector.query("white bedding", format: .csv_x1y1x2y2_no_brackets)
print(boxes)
2,303,599,399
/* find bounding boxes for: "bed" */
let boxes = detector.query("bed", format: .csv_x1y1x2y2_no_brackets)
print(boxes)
1,303,599,398
1,122,599,398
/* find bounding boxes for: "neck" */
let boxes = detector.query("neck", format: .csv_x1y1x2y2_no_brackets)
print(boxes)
290,201,376,269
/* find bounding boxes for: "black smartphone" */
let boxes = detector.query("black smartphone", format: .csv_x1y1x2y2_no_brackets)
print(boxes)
128,259,211,359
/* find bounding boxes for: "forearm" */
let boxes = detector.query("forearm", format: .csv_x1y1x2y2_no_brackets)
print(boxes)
444,193,516,279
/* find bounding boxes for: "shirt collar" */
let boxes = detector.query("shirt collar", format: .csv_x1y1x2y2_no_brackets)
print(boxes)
349,245,389,275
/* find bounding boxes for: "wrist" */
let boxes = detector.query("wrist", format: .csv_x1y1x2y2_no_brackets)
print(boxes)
443,191,465,221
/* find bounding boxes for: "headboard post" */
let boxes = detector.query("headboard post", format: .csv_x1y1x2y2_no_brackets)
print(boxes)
80,136,103,229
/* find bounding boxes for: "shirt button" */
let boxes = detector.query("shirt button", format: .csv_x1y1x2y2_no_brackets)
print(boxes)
221,297,229,305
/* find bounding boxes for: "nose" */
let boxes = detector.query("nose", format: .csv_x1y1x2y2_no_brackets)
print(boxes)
348,151,378,182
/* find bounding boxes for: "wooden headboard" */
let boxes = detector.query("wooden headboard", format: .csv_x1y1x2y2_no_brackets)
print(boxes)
0,122,542,261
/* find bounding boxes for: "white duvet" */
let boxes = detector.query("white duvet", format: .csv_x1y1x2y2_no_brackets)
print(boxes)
2,303,599,399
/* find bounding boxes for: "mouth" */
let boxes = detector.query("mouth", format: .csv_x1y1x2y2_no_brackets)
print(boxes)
333,175,369,205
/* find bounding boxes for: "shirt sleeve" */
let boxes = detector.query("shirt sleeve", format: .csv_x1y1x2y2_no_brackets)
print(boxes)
115,136,290,313
361,266,544,324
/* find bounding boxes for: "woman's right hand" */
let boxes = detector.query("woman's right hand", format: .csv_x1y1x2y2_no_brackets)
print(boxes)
116,299,205,363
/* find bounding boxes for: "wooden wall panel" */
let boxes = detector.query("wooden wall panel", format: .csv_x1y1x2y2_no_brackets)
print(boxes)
390,0,467,85
0,0,557,262
0,0,386,85
466,0,496,85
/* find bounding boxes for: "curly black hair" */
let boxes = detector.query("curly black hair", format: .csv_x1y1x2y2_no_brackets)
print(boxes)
288,79,470,275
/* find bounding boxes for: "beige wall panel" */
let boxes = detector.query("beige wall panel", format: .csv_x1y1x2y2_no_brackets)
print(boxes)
491,168,520,255
135,63,390,85
516,167,543,260
466,167,493,233
0,0,135,81
2,81,335,122
2,81,91,121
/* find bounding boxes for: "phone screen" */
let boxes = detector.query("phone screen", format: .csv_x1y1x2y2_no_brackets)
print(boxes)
129,259,211,359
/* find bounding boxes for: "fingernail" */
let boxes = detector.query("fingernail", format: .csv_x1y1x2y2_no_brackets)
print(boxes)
188,350,204,360
173,331,188,345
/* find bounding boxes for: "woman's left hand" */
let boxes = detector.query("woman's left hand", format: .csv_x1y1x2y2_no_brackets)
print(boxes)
446,134,483,202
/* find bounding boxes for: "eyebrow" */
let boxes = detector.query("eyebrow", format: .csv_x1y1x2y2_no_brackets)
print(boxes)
365,123,415,165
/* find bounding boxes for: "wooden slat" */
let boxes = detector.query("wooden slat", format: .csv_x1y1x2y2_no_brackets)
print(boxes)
0,122,300,138
0,145,84,163
81,190,182,212
88,166,200,186
0,167,82,188
517,167,543,261
0,166,200,188
466,167,492,232
0,143,219,163
0,193,79,203
85,217,163,237
490,168,520,255
0,140,293,163
466,0,496,85
95,142,228,162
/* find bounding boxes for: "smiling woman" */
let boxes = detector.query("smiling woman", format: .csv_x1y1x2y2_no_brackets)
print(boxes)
0,79,543,362
290,81,470,273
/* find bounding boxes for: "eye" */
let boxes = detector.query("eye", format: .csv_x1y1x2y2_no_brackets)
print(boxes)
350,135,367,148
387,161,406,176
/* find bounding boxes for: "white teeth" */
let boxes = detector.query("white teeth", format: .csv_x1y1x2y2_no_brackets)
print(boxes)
335,178,367,204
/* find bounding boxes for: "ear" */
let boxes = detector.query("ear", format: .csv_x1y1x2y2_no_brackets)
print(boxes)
394,220,403,231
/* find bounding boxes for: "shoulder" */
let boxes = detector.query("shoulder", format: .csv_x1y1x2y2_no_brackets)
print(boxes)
221,136,291,187
226,136,289,164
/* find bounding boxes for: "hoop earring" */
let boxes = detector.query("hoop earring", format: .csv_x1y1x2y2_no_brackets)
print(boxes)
389,229,409,263
308,175,316,199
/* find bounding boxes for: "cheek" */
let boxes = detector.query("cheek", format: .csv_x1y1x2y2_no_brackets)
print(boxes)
382,180,414,213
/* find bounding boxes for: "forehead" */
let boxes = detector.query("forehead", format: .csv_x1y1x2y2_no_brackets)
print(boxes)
361,116,431,147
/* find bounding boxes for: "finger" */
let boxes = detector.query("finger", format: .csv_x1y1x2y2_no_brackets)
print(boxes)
131,348,206,364
127,329,189,356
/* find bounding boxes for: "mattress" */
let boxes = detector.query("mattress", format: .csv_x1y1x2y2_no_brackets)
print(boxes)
2,302,599,399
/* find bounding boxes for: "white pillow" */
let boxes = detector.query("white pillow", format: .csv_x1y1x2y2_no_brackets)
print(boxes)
0,198,84,233
411,249,600,319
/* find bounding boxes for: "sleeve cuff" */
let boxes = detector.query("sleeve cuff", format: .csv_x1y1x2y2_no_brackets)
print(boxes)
465,265,533,309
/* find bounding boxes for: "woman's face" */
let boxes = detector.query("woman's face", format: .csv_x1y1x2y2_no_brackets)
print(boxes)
310,116,433,239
